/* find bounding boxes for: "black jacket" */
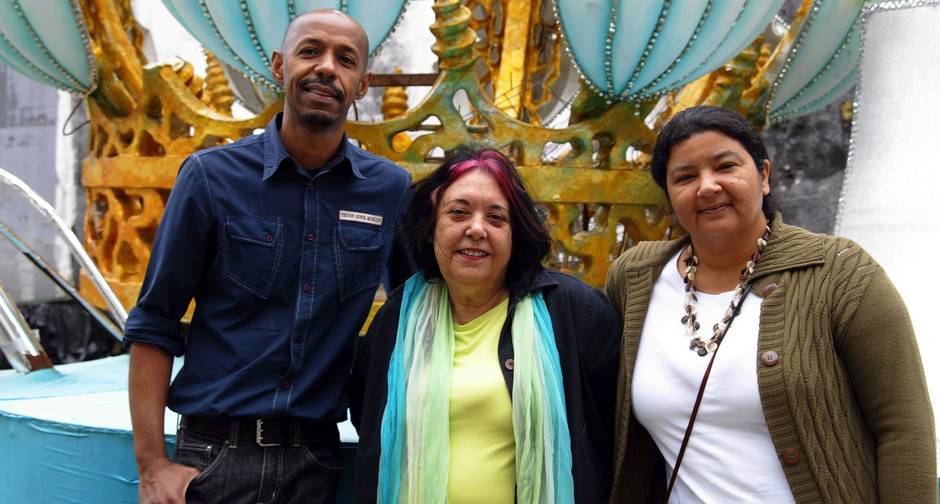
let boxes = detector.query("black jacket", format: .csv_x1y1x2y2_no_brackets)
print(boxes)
349,269,622,503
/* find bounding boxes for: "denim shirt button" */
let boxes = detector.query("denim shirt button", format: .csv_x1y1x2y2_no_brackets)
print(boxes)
302,283,312,293
305,233,315,241
265,234,274,242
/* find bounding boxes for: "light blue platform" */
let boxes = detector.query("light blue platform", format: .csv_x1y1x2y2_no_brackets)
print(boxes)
0,356,356,503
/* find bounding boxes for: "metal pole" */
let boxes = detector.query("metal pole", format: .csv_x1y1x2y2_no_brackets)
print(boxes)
0,281,52,372
0,167,127,328
0,221,123,342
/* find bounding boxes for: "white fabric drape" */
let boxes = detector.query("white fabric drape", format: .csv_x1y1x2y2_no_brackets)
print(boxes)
833,0,940,468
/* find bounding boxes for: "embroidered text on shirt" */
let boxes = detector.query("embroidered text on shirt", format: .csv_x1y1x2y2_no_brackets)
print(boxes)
339,210,384,226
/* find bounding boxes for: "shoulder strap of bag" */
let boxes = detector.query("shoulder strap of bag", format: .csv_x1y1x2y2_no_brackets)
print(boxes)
663,283,754,503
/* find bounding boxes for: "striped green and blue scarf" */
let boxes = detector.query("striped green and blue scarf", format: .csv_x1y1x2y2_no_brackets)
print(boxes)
377,273,574,503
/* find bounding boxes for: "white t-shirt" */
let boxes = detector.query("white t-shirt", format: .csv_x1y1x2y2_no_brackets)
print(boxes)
632,251,795,503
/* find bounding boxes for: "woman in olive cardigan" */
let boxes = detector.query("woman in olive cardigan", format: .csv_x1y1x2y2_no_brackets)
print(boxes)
605,106,935,503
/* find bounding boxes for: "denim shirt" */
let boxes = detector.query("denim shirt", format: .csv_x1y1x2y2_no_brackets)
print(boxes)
124,114,412,422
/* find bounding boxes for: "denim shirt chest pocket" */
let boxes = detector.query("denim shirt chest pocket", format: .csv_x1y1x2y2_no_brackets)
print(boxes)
333,222,384,300
222,217,283,298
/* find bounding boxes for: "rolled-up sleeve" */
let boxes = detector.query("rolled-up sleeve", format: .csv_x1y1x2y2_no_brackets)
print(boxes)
123,155,214,356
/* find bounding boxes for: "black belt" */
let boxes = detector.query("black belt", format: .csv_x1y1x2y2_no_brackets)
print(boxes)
180,416,339,447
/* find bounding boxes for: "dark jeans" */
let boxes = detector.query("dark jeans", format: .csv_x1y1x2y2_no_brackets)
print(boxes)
174,427,342,504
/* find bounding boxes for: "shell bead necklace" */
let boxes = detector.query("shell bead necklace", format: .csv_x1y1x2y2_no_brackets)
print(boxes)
681,226,771,356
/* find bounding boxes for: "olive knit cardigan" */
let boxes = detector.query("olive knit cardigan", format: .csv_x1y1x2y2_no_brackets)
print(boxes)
605,216,936,503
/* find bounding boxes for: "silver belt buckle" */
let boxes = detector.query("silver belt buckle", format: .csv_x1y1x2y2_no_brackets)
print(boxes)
255,419,278,447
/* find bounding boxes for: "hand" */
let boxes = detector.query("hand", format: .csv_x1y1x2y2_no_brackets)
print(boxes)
138,458,200,504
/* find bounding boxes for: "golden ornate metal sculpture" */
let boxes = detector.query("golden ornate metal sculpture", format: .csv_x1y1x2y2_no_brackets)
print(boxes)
76,0,279,308
76,0,776,311
467,0,564,124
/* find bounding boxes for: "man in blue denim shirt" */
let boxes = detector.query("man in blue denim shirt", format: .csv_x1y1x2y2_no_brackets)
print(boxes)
126,10,411,504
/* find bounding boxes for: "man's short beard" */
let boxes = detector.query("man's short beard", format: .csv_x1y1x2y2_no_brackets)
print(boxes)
301,110,337,128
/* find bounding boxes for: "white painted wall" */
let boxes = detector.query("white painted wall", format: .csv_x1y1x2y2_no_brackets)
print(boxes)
0,64,71,303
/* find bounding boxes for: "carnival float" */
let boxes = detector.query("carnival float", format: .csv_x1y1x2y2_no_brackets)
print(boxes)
0,0,937,501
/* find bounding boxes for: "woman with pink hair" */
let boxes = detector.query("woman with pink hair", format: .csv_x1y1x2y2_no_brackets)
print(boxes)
350,145,620,503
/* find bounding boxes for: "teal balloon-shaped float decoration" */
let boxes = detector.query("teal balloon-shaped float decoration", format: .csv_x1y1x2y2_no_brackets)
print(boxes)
764,0,864,123
161,0,409,91
554,0,786,101
0,0,96,94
